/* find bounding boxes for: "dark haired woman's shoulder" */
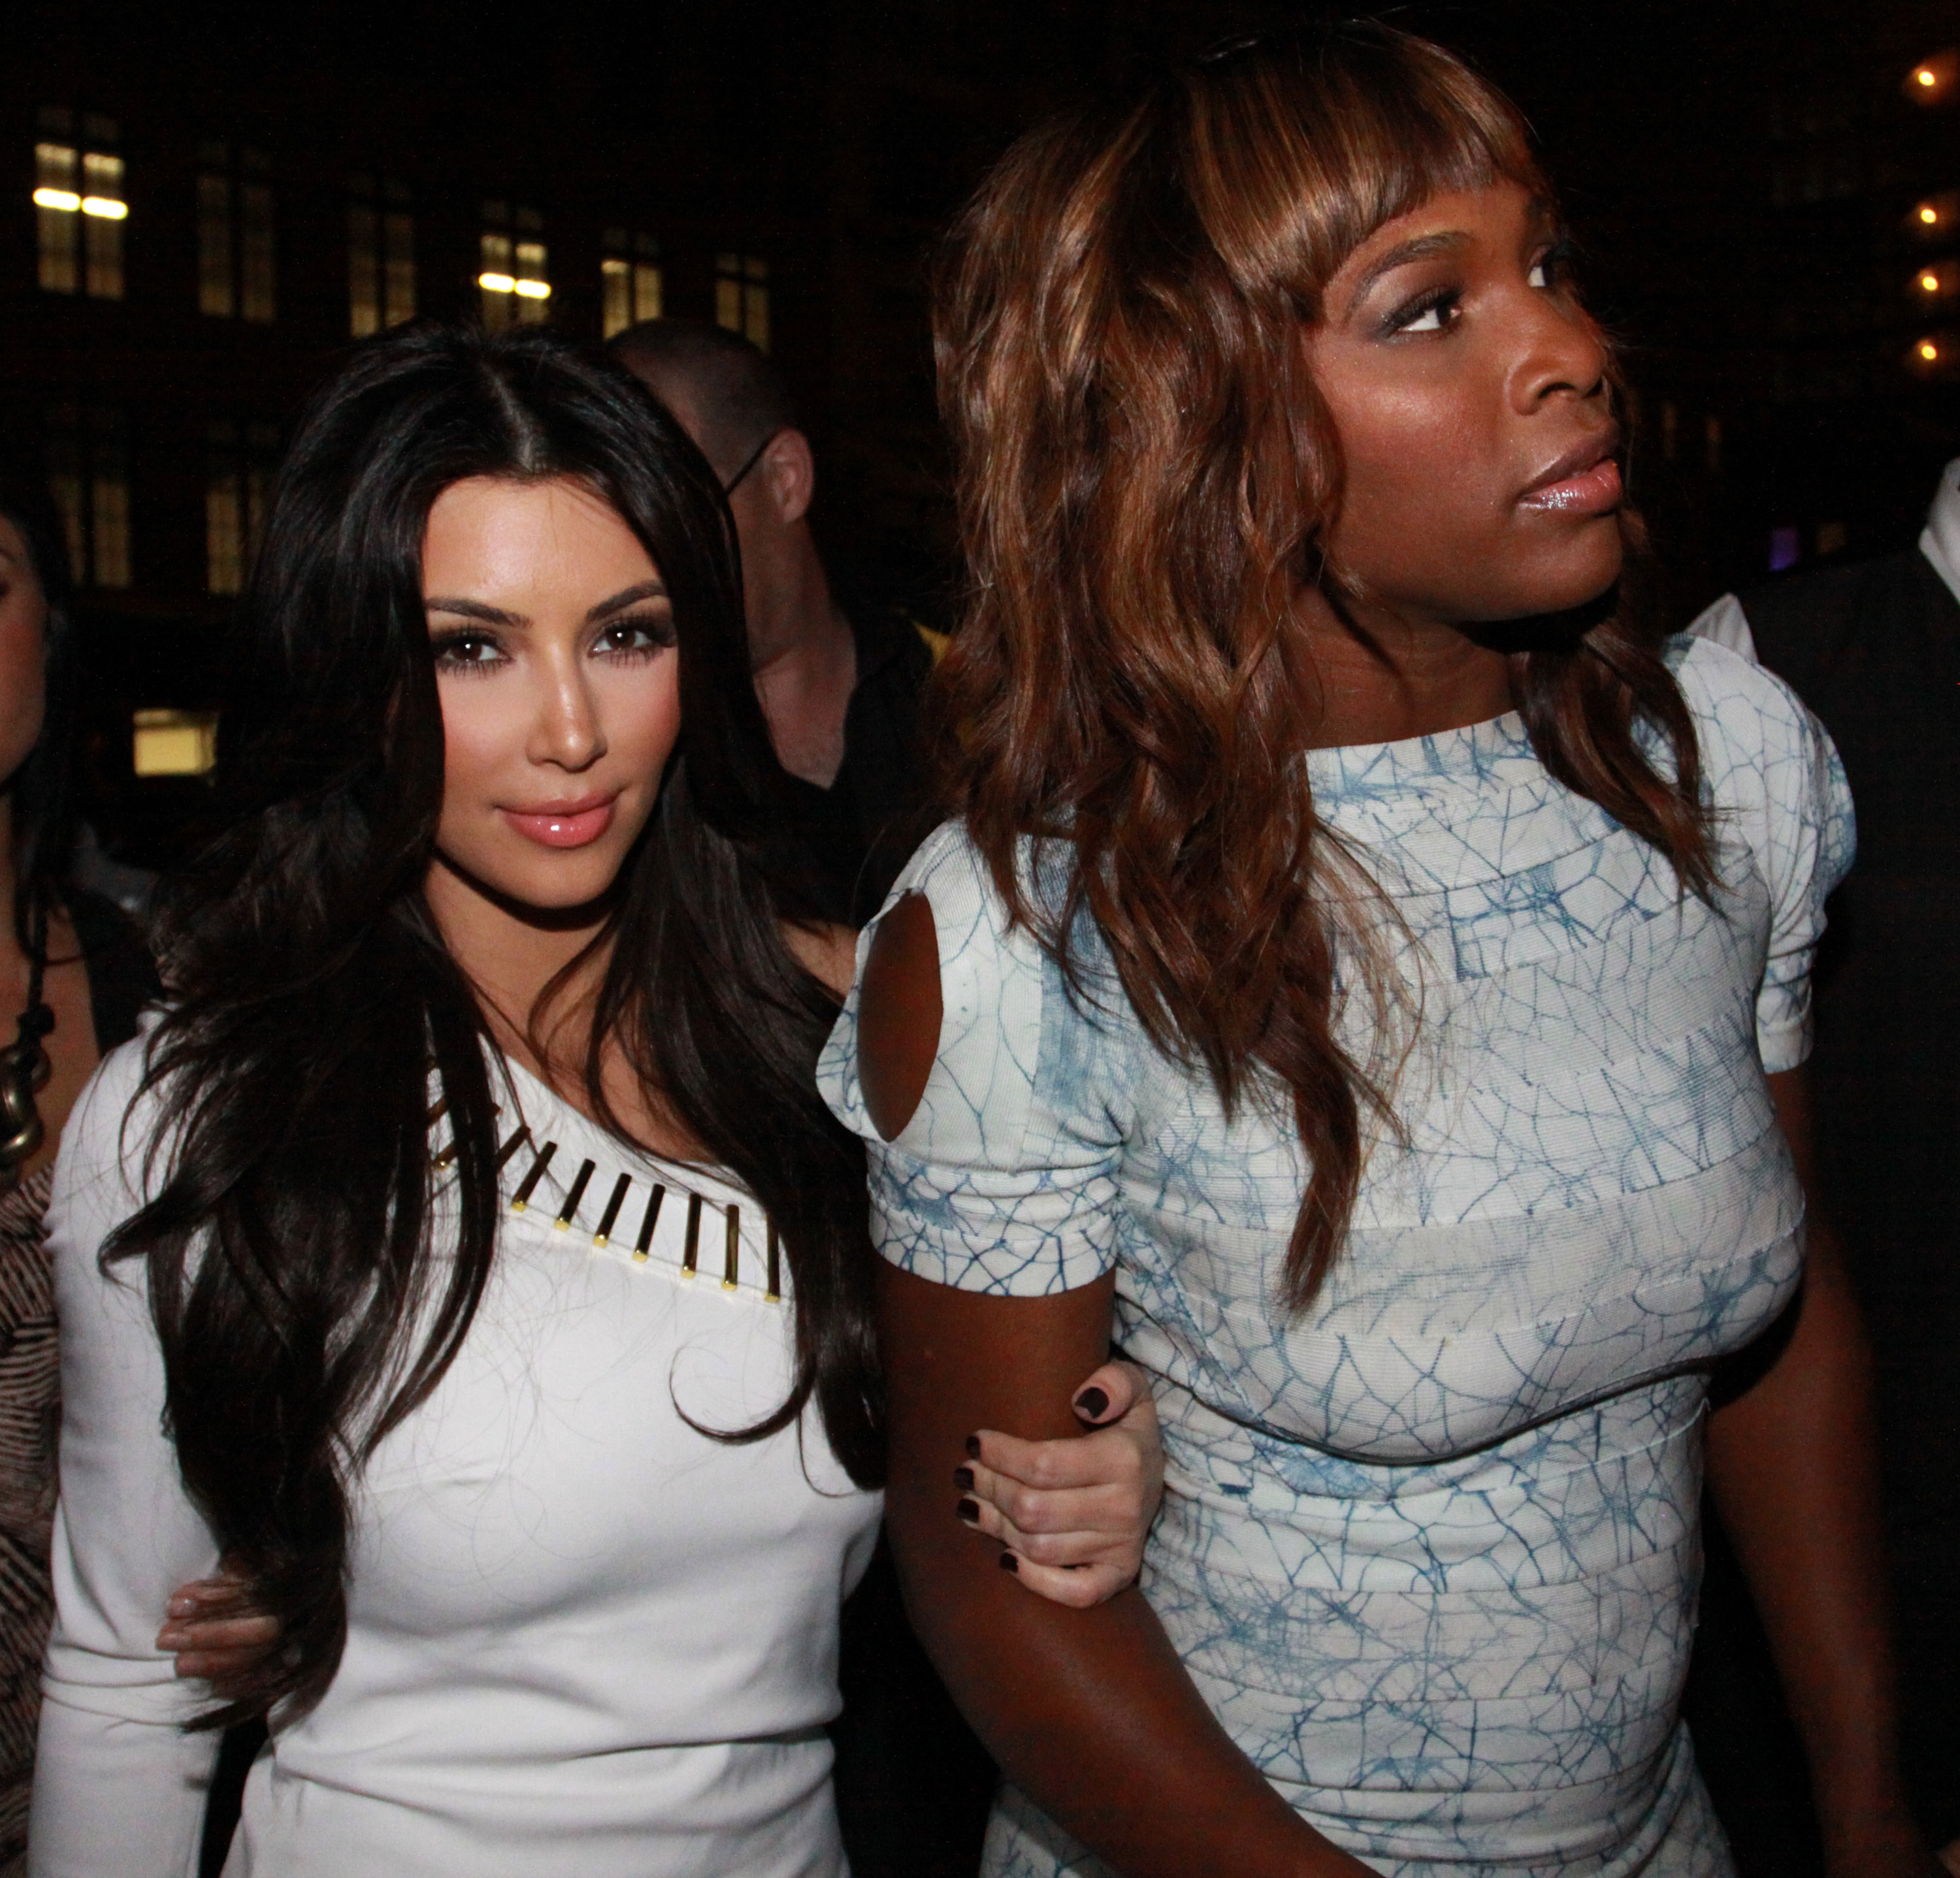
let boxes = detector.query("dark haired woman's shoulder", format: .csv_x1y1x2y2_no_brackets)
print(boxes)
45,1013,168,1234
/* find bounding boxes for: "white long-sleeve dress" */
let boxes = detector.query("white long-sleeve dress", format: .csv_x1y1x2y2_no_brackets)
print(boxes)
30,1046,880,1878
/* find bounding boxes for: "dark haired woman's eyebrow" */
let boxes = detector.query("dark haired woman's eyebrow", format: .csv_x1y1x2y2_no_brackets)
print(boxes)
1348,231,1469,307
584,580,668,623
425,598,527,627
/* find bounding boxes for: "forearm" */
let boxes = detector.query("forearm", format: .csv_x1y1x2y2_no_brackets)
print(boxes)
1707,1067,1922,1862
881,1265,1369,1878
1706,1218,1912,1845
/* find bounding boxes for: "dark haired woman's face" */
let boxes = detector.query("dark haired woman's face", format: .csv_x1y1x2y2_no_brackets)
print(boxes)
0,517,48,792
1306,180,1621,626
421,476,681,918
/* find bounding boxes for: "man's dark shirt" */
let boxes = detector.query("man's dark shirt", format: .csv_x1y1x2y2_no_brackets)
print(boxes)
774,596,938,928
1686,547,1960,1862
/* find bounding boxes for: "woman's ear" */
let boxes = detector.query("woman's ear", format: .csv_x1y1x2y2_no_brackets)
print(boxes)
857,892,942,1141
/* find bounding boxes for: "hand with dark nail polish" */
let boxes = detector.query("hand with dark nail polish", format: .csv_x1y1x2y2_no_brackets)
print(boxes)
997,1550,1019,1573
957,1498,981,1524
1073,1385,1109,1420
954,1465,975,1491
965,1433,982,1459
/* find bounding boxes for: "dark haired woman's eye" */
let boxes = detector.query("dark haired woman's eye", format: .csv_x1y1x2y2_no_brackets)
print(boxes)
1386,287,1461,336
594,611,677,661
430,630,507,673
1528,240,1576,292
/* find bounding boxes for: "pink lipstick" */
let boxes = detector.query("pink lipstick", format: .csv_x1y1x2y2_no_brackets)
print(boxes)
500,793,618,849
1518,430,1623,516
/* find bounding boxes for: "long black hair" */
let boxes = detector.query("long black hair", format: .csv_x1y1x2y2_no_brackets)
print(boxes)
0,461,79,966
106,323,881,1725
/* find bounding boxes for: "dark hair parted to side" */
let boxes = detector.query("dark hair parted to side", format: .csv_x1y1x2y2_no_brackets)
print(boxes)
106,323,881,1726
930,22,1716,1312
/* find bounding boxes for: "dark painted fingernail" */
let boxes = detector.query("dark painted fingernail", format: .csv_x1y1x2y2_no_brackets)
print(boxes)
1073,1386,1110,1420
953,1466,975,1491
998,1550,1019,1573
965,1434,981,1459
956,1498,980,1523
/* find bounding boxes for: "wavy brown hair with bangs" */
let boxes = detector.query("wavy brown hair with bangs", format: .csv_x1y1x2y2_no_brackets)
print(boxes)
930,21,1715,1312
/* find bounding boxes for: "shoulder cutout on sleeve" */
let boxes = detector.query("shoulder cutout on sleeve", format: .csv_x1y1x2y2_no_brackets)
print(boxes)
858,892,943,1142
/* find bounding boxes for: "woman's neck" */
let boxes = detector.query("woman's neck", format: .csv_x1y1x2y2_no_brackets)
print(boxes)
423,856,610,1081
1294,587,1514,750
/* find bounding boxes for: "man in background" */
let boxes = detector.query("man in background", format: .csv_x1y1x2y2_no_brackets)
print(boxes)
611,319,942,928
1685,459,1960,1871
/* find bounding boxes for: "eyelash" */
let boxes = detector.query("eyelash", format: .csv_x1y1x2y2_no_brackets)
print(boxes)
1383,240,1576,337
430,612,677,677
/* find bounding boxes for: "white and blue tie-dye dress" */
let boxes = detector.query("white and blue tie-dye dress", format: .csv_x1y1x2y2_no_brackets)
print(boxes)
818,636,1853,1877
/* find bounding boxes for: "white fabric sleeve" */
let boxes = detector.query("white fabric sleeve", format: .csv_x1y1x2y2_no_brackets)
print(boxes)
29,1039,220,1878
817,824,1129,1296
1671,638,1855,1076
1683,592,1759,664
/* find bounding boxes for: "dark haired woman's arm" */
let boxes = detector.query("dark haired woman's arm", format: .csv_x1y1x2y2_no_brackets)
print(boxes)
1705,1068,1942,1878
880,1263,1374,1878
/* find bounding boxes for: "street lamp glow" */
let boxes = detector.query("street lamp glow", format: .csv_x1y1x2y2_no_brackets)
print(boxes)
1919,340,1941,363
478,271,516,293
80,196,127,219
1921,271,1942,293
1916,66,1938,86
513,278,551,299
33,187,81,212
1922,205,1942,225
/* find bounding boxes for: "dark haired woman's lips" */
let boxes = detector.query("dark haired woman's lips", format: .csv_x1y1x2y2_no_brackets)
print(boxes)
500,793,619,849
1513,455,1623,517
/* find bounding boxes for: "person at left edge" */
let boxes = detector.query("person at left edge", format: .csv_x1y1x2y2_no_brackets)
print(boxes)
27,323,1158,1878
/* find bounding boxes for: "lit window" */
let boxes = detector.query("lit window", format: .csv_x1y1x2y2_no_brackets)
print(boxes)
1906,50,1957,101
35,109,123,298
198,144,276,322
46,405,131,591
205,421,279,596
601,230,663,340
715,253,770,351
348,176,416,337
480,203,549,332
132,709,218,778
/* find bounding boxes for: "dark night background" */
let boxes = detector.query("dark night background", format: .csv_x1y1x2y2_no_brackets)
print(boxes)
6,3,1957,1871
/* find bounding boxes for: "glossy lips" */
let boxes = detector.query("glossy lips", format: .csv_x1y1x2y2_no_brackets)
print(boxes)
1518,434,1622,515
500,794,618,849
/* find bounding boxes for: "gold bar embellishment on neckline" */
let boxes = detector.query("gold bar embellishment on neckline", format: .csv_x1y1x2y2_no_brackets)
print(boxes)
681,1191,702,1275
766,1218,781,1302
555,1158,596,1231
510,1141,558,1213
636,1183,666,1262
723,1205,741,1290
493,1125,531,1173
594,1172,631,1248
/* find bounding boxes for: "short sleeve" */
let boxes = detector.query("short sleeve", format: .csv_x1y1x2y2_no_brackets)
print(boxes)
1672,636,1855,1075
817,824,1131,1296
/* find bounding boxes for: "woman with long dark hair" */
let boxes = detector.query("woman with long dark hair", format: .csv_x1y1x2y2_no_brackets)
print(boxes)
823,24,1936,1878
29,324,1152,1878
0,464,157,1875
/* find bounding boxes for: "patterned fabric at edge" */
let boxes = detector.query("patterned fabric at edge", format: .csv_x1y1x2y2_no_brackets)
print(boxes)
818,636,1854,1876
0,1164,56,1878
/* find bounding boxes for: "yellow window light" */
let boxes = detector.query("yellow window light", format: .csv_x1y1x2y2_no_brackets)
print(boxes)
33,187,81,212
1921,271,1943,293
1916,65,1938,86
80,195,127,219
1919,340,1942,363
477,270,515,293
512,277,550,299
132,709,218,778
1923,205,1942,225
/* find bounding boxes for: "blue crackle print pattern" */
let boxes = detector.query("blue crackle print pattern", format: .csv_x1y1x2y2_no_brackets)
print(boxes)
818,636,1852,1877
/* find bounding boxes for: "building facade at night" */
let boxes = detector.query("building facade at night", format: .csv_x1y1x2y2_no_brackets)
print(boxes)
4,0,1955,870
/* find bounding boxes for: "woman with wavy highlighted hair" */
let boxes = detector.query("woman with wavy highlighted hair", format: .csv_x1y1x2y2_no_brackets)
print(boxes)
821,23,1936,1877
